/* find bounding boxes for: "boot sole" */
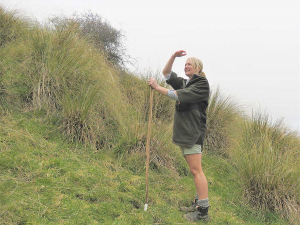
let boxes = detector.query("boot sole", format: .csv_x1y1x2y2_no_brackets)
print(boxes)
183,214,209,222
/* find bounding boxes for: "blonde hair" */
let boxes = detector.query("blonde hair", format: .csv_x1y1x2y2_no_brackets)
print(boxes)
187,57,206,77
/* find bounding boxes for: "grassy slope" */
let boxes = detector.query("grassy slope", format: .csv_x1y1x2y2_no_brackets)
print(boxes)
0,6,297,224
0,111,289,225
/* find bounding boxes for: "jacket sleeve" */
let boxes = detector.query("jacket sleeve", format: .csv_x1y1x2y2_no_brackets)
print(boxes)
166,71,185,90
176,78,209,103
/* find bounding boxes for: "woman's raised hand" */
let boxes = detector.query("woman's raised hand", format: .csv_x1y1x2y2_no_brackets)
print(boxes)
173,50,187,58
162,50,186,76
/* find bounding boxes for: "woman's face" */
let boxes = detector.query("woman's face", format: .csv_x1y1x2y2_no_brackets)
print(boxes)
184,60,198,77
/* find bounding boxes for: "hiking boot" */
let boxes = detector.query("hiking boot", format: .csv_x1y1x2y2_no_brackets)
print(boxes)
183,206,209,222
179,198,197,212
179,194,198,212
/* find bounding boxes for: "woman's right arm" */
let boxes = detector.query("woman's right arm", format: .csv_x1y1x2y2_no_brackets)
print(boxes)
162,50,187,77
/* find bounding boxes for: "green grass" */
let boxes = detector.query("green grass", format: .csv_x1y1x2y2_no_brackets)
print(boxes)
0,112,292,224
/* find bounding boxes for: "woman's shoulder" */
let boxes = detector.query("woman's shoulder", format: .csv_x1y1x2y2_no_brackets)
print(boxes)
192,74,207,80
189,74,209,86
169,71,186,80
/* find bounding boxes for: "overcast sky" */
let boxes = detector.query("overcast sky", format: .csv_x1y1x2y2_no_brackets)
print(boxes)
1,0,299,133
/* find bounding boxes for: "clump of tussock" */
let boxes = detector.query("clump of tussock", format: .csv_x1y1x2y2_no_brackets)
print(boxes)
204,87,241,155
231,111,300,224
0,7,178,174
0,11,128,147
0,7,178,173
0,7,29,47
117,70,178,173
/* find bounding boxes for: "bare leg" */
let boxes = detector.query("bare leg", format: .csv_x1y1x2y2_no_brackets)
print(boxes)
184,153,208,200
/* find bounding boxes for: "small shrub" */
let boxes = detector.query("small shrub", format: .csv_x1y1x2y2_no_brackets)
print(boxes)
50,11,128,68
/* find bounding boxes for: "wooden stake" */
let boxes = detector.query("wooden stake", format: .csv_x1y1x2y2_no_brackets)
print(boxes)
144,87,153,211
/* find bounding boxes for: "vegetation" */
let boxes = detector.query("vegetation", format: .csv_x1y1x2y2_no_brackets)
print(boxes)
0,6,299,224
230,112,300,224
50,11,129,68
204,87,241,155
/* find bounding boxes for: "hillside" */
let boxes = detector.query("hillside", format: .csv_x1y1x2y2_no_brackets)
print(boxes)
1,7,299,224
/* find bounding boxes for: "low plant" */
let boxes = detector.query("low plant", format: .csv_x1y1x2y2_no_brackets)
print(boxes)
231,111,300,224
204,87,241,155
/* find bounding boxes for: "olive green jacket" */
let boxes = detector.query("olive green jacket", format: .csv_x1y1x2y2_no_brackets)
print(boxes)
166,72,209,148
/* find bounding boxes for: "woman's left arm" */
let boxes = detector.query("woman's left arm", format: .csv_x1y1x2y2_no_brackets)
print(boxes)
176,79,209,103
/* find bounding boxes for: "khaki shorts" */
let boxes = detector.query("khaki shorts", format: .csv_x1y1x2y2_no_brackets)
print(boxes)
180,144,202,156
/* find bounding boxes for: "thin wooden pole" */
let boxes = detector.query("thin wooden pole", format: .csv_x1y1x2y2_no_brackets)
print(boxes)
144,87,153,211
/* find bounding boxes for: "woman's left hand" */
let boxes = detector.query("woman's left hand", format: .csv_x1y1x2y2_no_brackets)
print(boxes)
148,78,159,89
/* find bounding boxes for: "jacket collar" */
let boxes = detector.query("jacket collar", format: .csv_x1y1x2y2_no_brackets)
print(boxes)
186,74,202,87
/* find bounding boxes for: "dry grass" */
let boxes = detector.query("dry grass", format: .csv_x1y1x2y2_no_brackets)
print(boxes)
230,111,300,224
204,87,241,155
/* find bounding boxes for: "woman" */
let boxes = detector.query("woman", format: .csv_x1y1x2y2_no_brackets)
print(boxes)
148,50,210,222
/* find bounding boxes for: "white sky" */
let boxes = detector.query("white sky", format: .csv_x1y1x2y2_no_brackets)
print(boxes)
1,0,299,133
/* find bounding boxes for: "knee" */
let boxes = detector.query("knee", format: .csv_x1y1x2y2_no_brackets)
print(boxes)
189,167,202,177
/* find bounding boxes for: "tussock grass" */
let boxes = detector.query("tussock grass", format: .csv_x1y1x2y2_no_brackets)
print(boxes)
204,87,241,155
231,111,300,224
1,5,181,173
117,71,179,173
0,7,29,47
0,14,128,148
